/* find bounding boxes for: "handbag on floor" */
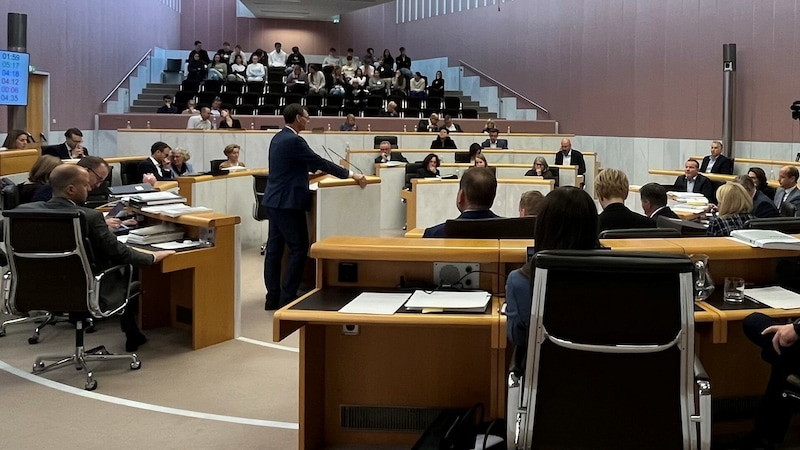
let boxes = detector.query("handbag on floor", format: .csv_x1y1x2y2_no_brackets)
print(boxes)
412,403,505,450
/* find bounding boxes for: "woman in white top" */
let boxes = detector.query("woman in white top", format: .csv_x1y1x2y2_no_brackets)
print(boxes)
246,54,266,82
350,68,367,96
409,72,427,98
227,54,246,82
219,144,246,169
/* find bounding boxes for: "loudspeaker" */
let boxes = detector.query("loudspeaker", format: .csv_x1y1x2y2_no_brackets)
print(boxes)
723,43,736,66
433,262,480,289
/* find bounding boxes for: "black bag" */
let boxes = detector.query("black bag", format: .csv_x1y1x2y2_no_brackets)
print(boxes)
413,403,505,450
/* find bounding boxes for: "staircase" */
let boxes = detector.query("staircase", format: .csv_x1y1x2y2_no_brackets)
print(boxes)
129,83,180,113
447,90,497,119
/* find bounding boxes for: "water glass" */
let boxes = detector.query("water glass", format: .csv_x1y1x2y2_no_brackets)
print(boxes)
724,277,746,303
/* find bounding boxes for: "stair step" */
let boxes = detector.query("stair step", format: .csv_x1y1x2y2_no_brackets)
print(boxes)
147,83,180,90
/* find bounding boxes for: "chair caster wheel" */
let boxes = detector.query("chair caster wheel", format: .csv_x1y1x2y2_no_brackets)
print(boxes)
28,336,39,345
130,361,141,370
0,330,6,337
85,380,97,391
33,361,45,371
86,325,96,334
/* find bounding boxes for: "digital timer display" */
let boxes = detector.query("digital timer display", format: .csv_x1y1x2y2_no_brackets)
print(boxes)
0,50,29,106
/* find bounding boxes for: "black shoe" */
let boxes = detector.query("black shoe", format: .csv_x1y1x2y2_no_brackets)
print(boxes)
125,333,148,352
264,300,279,311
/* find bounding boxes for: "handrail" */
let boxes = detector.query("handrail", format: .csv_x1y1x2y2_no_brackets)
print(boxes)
458,60,549,117
101,48,153,104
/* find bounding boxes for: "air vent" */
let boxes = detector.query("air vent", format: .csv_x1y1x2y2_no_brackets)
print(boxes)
341,405,444,431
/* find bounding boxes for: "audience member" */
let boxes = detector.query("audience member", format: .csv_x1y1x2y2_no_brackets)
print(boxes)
596,168,656,233
423,167,499,238
307,65,326,95
340,114,358,131
774,165,800,212
169,147,194,177
468,143,483,163
482,119,496,134
748,166,776,201
418,113,440,132
210,97,223,117
430,128,457,150
525,156,558,186
246,54,266,81
555,138,586,176
286,47,306,73
358,60,375,78
156,95,178,114
428,70,445,97
322,48,341,72
138,141,174,182
396,47,412,78
381,49,394,69
417,153,441,178
267,42,287,69
443,114,462,132
219,144,245,169
734,175,779,218
342,56,358,80
639,182,679,219
215,41,233,66
228,54,247,82
207,53,228,80
29,155,111,204
518,190,545,217
409,72,427,98
505,186,602,348
481,128,508,149
330,67,347,96
43,128,88,159
345,48,361,68
229,44,246,68
473,154,488,167
378,62,394,95
18,155,62,204
374,141,408,164
674,159,715,202
391,70,407,96
187,52,207,81
187,107,212,130
218,108,242,129
368,70,386,96
350,68,368,97
286,65,308,94
700,140,733,174
707,182,753,237
381,101,400,117
362,48,376,66
187,40,210,65
1,129,31,150
182,100,199,115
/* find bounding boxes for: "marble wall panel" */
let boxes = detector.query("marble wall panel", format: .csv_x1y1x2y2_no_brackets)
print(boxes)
376,166,407,230
415,181,461,229
316,183,381,241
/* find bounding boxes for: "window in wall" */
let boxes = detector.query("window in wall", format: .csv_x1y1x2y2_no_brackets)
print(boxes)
397,0,508,22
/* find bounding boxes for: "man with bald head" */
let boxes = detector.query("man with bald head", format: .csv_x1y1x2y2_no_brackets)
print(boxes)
17,164,174,351
555,138,586,176
423,167,500,238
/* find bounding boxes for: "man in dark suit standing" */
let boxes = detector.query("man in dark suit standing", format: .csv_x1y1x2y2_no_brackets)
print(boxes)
16,164,173,351
699,140,734,174
374,140,408,164
263,104,367,310
480,128,508,149
423,167,500,238
554,138,586,176
138,141,174,182
42,128,88,160
639,183,679,220
735,175,779,218
673,159,716,202
773,165,800,213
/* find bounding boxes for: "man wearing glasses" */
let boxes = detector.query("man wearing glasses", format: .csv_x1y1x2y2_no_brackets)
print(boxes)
262,103,367,310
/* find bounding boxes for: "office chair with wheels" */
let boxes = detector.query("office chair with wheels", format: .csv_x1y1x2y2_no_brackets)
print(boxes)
443,217,537,239
2,209,142,391
598,227,681,239
252,174,269,255
510,250,711,450
745,217,800,234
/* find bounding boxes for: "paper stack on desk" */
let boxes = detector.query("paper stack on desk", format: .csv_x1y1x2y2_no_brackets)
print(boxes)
745,286,800,309
128,192,187,208
404,290,491,313
126,224,184,245
339,292,411,315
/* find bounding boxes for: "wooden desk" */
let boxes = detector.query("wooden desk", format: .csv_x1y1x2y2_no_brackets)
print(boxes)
0,149,38,176
649,168,780,188
138,210,241,350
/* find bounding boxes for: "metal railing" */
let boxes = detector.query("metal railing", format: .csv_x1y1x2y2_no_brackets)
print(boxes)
101,48,153,104
458,60,549,117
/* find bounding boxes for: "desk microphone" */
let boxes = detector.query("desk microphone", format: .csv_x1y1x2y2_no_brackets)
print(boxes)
323,145,363,174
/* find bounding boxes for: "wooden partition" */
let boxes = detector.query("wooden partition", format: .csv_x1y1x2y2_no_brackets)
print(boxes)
0,149,38,177
648,168,780,188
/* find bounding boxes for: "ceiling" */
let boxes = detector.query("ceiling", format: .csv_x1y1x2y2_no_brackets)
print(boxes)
239,0,394,22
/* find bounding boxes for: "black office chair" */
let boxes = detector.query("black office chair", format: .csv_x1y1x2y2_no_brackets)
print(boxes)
253,174,269,255
509,250,711,450
119,160,143,185
656,216,709,237
373,136,398,149
2,209,141,390
780,201,798,217
404,162,423,190
745,217,800,234
443,217,536,239
598,227,681,239
210,159,226,173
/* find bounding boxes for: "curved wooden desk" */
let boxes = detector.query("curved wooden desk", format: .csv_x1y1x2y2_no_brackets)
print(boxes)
0,149,38,176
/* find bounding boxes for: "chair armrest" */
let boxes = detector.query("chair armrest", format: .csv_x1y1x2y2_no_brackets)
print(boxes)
90,264,135,318
694,355,710,382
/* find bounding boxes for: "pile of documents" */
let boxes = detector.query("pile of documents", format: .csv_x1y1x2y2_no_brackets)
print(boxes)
338,290,491,315
128,192,187,208
126,224,184,245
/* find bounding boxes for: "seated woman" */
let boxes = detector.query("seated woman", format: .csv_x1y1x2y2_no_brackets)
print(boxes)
218,108,242,129
187,52,207,81
409,72,427,98
417,153,441,178
246,54,266,82
1,129,31,150
748,166,776,202
482,119,496,134
340,114,358,131
505,187,603,348
219,144,246,169
430,128,457,150
525,156,558,186
706,182,753,237
428,70,445,97
350,68,368,98
207,53,228,80
473,154,488,167
227,54,247,82
18,155,62,204
391,70,407,96
169,147,194,177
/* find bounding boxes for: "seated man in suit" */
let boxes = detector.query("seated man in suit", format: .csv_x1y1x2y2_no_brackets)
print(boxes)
639,182,679,220
417,113,440,132
734,175,780,218
554,138,586,176
16,164,174,351
596,168,656,233
423,167,500,238
774,165,800,212
518,190,544,217
374,140,408,164
442,114,462,132
673,159,716,202
138,141,174,182
699,140,734,174
42,128,88,160
480,128,509,149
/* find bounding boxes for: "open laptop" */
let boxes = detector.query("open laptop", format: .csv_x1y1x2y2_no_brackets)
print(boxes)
109,183,155,196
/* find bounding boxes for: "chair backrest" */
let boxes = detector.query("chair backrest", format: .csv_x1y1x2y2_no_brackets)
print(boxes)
599,227,681,239
252,174,269,221
780,201,798,217
745,216,800,234
443,217,536,239
120,161,143,185
0,177,20,210
210,159,226,172
404,162,424,189
656,216,708,237
373,136,398,149
517,250,694,449
165,58,182,72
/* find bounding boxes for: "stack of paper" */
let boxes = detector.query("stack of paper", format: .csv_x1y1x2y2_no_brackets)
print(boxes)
404,290,491,313
730,229,800,250
745,286,800,309
338,292,411,315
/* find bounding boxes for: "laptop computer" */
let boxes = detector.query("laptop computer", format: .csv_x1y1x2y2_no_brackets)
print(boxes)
109,183,155,196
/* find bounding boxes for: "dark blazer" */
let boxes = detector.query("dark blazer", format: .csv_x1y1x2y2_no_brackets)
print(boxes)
700,154,733,175
773,187,800,210
554,149,586,175
480,139,508,149
651,206,680,220
218,119,242,129
673,174,716,203
42,143,89,160
430,138,457,150
16,197,154,270
447,124,463,132
138,157,173,182
524,169,559,187
374,152,408,164
423,209,500,238
753,190,780,218
263,127,350,211
598,203,656,233
416,168,440,178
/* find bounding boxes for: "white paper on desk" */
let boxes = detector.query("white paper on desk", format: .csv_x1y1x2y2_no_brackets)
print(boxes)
116,235,129,243
338,292,410,315
151,241,202,250
309,182,319,191
745,286,800,309
405,290,491,310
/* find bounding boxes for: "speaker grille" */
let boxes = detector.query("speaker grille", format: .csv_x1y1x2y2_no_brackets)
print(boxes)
340,405,443,431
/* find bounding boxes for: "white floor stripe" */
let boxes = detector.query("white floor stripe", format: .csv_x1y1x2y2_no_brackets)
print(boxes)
236,336,299,353
0,361,299,430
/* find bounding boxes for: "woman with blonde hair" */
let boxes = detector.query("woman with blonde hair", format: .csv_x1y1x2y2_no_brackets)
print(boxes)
220,144,246,169
706,182,754,237
170,147,194,177
482,119,496,134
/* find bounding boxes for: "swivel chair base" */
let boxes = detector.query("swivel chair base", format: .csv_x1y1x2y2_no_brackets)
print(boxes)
0,311,68,344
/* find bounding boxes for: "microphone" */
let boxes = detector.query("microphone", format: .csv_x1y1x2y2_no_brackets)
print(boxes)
323,145,363,174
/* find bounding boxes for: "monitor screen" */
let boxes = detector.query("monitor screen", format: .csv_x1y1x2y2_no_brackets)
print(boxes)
0,50,29,106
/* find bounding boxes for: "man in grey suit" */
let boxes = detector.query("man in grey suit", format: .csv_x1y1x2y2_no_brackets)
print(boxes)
773,165,800,214
480,128,508,149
